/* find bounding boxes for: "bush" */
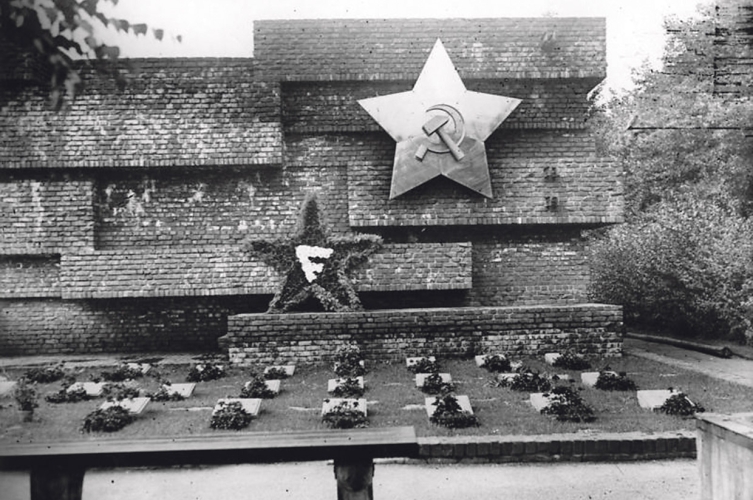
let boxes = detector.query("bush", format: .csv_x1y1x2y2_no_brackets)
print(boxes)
45,386,90,404
501,371,553,393
24,365,65,384
594,371,637,391
420,373,455,395
589,199,753,344
13,378,39,411
333,343,366,377
407,357,439,374
429,394,479,429
481,354,511,373
102,383,140,401
322,400,368,429
263,367,289,380
148,385,186,402
100,365,145,382
82,406,134,433
240,374,277,399
210,401,253,430
552,351,591,371
657,393,705,417
331,378,365,398
540,386,596,423
186,363,225,382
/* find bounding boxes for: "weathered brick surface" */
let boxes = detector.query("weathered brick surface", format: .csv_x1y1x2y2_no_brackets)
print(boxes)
0,59,281,169
0,256,60,298
282,80,597,133
57,243,471,299
0,297,265,355
255,18,606,81
221,304,623,365
345,131,623,226
0,174,94,254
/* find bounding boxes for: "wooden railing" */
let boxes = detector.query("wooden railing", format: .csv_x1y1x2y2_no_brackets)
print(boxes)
0,426,419,500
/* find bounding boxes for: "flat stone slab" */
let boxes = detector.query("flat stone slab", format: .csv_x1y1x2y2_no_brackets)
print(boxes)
496,373,518,383
214,398,261,417
530,393,554,412
100,397,150,415
549,374,574,382
67,382,106,397
406,356,435,368
638,389,681,410
322,398,368,417
425,395,473,418
581,371,618,388
327,377,364,393
264,365,295,377
415,373,452,388
544,353,561,365
0,381,17,398
163,383,196,398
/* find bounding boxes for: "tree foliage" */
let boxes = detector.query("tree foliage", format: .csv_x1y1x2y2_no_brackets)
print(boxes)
589,3,753,344
1,0,170,109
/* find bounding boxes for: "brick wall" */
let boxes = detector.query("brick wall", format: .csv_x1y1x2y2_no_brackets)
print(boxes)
0,173,94,254
0,256,60,298
221,304,623,366
0,297,266,355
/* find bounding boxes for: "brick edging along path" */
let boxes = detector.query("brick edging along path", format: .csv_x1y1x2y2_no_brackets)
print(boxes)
414,431,697,463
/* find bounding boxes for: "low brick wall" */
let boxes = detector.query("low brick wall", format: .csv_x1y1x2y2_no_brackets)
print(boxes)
220,303,623,366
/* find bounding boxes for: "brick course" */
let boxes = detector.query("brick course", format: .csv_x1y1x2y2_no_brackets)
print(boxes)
221,304,623,365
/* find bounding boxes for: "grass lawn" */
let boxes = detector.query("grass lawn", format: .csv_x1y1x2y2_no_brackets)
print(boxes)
2,354,753,443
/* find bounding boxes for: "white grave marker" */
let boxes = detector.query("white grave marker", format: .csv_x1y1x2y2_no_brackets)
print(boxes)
163,383,196,398
322,398,368,416
214,398,261,417
67,382,106,397
100,397,150,415
406,356,436,368
0,381,18,398
415,373,452,388
637,389,681,410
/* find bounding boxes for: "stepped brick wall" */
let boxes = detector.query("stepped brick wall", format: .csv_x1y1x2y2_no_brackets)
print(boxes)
221,304,623,365
0,17,624,355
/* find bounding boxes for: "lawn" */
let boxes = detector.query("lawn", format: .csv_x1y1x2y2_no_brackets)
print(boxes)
2,353,753,443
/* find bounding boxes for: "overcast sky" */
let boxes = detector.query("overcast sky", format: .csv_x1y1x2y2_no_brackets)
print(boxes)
98,0,706,94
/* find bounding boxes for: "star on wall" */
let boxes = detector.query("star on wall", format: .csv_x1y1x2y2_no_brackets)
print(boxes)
244,193,381,313
359,39,521,199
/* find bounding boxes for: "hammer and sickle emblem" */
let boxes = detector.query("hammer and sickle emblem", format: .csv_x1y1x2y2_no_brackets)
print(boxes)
415,104,466,162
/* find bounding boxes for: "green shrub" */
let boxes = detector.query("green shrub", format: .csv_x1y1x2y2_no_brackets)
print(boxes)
594,371,637,391
82,406,134,433
552,351,591,371
24,365,66,384
407,357,439,374
502,371,553,393
100,365,145,382
148,385,186,402
429,394,479,429
331,377,365,398
321,400,368,429
263,367,289,380
589,199,753,344
333,343,366,377
540,386,596,423
420,373,455,395
210,401,253,430
240,374,277,399
481,354,511,373
102,383,140,401
186,363,225,382
45,386,90,404
657,392,705,417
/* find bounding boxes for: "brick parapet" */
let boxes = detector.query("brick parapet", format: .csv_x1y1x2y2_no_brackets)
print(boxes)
221,304,623,366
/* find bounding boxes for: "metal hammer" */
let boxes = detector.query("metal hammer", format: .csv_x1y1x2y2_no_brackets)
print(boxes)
421,114,465,161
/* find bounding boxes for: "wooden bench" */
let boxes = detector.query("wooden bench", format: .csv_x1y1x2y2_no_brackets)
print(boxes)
0,426,418,500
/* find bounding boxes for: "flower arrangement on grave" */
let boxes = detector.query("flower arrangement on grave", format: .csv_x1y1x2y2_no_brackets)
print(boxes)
243,192,382,313
82,406,134,433
45,375,90,404
24,364,66,384
420,372,455,395
499,369,553,393
186,363,226,382
540,386,596,423
594,371,637,391
210,401,254,430
147,380,187,402
480,354,511,373
99,364,145,382
240,372,277,399
429,393,479,429
552,351,591,370
321,399,369,429
331,377,365,398
333,343,366,377
14,378,39,421
102,383,141,401
657,391,705,416
263,367,289,380
407,357,440,374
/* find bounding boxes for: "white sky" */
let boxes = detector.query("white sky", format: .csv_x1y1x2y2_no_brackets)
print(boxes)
98,0,706,94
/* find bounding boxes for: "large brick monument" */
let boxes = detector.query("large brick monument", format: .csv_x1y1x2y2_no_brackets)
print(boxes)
0,18,623,361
